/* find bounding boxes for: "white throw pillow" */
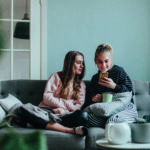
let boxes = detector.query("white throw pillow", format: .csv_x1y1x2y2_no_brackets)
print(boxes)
0,94,22,112
0,106,6,122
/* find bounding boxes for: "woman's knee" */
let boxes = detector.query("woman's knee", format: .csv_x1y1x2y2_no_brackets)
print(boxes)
73,110,88,120
80,111,88,121
72,110,88,126
78,111,88,126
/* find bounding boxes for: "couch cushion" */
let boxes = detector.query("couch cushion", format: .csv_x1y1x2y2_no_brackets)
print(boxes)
0,128,86,150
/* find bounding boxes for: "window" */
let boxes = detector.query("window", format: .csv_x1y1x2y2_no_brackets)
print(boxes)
0,0,47,80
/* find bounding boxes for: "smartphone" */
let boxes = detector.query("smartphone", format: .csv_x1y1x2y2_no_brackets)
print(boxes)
99,72,108,83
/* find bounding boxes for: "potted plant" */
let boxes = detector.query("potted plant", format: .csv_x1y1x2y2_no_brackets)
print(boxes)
130,115,150,143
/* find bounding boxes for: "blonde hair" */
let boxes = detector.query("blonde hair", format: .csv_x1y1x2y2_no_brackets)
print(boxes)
94,43,113,63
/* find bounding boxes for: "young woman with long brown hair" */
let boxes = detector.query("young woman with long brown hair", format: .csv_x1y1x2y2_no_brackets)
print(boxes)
19,51,88,136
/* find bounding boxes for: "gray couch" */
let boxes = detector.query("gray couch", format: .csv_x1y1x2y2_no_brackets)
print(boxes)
0,80,150,150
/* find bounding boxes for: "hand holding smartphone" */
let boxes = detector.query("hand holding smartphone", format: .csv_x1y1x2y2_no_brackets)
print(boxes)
99,72,108,84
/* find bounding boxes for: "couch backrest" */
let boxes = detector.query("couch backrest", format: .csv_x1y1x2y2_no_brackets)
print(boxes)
0,80,150,117
0,80,47,106
132,80,150,117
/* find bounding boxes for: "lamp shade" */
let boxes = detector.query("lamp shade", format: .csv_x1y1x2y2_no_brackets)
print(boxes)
14,13,30,39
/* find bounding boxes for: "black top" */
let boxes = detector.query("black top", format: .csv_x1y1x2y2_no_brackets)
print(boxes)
86,65,133,105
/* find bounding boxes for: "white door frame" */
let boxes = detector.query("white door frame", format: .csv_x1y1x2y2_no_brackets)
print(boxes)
40,0,47,80
31,0,47,80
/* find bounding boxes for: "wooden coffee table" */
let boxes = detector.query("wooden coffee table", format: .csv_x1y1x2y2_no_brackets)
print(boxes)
96,139,150,150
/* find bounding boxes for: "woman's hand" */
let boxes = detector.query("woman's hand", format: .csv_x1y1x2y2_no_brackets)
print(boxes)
99,77,116,89
52,108,66,114
92,94,102,103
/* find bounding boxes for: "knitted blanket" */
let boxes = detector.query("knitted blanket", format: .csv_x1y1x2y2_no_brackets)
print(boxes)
84,92,132,117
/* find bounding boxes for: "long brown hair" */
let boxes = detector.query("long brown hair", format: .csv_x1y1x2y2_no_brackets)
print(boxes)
58,51,85,99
